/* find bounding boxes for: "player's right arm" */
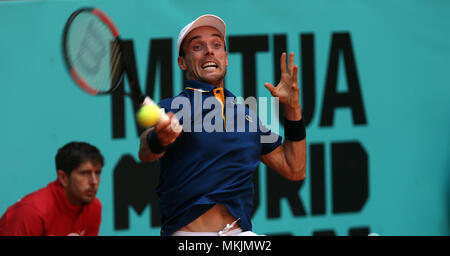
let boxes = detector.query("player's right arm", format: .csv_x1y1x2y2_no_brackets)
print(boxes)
139,112,182,162
0,205,45,236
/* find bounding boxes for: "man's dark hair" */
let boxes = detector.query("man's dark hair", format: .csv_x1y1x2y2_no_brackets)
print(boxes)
55,142,104,176
179,46,186,57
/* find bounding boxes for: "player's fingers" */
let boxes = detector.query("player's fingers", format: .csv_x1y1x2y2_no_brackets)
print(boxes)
264,83,276,95
280,52,287,74
169,114,183,134
159,113,181,143
288,52,294,76
159,110,169,123
157,125,176,145
164,112,176,132
142,96,155,106
292,65,299,87
162,124,175,137
154,113,171,133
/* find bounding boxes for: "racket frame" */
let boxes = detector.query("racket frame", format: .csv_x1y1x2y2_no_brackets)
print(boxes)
62,7,125,96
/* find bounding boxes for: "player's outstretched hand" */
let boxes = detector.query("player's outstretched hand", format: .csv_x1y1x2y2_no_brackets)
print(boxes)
153,112,182,146
264,52,300,110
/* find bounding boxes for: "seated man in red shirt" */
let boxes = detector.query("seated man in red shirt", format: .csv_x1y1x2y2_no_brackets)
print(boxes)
0,141,104,236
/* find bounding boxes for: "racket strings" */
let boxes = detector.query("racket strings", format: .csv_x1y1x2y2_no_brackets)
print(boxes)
98,39,121,93
108,40,123,92
65,11,122,94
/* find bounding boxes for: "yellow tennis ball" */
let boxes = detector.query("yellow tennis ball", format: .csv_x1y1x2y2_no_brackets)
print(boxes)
136,104,161,127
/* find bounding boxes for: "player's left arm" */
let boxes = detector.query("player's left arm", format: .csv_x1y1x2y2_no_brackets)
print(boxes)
0,205,45,236
261,137,306,181
261,52,306,181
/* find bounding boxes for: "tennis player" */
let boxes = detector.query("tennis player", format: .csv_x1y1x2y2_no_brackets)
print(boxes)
0,142,104,236
139,14,306,236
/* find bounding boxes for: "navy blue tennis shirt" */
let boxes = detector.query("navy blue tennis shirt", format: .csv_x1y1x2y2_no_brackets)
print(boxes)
156,80,282,236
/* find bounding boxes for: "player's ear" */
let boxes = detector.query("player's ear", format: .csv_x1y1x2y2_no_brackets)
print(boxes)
57,170,69,188
178,56,187,71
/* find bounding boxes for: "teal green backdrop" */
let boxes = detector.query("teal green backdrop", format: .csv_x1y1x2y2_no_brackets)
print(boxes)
1,0,449,236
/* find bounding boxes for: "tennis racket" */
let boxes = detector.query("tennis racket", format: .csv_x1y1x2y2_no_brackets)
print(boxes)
62,7,178,129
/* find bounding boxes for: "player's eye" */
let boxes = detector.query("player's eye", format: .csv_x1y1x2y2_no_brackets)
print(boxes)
193,44,202,51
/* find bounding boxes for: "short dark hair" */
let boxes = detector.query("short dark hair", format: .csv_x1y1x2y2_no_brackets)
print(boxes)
179,43,186,57
55,142,104,176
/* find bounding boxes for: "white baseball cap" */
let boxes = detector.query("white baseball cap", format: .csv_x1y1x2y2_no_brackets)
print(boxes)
177,14,226,55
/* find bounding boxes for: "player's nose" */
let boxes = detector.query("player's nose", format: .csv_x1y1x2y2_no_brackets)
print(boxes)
90,173,99,185
205,45,214,56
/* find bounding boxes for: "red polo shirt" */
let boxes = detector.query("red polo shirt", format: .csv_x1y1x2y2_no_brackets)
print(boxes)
0,180,101,236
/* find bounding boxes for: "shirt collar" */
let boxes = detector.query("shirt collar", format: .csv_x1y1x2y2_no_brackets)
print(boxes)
52,180,84,213
184,80,236,98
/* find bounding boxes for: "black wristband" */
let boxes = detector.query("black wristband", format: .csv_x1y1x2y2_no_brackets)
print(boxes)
146,130,168,154
284,118,306,141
